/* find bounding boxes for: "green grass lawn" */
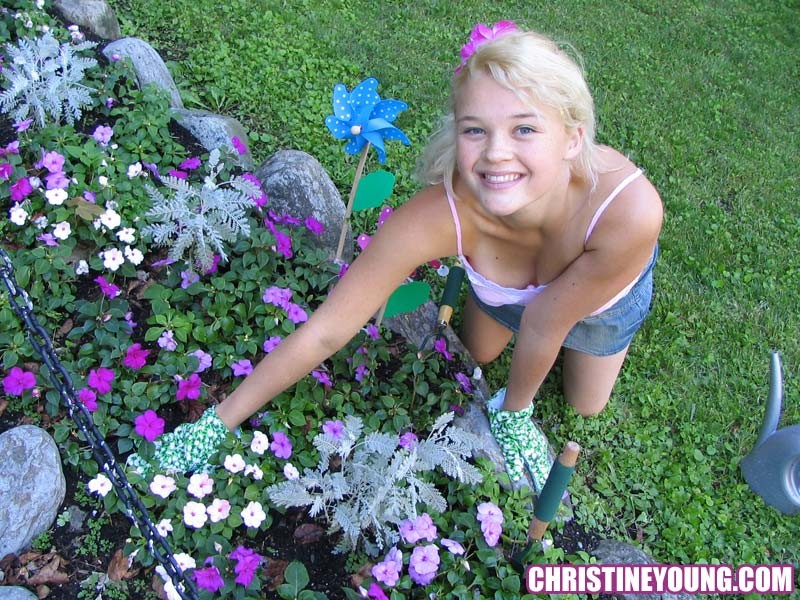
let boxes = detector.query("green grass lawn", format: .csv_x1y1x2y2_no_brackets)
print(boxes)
109,0,800,590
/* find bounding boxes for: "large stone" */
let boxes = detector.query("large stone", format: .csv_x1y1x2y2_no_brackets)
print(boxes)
0,426,66,559
0,587,39,600
102,38,184,109
255,150,352,262
52,0,121,40
171,109,254,171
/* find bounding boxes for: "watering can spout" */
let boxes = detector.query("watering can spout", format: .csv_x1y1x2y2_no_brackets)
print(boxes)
740,351,800,515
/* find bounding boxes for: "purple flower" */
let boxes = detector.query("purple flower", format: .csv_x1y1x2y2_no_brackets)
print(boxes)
94,275,120,299
270,431,292,459
368,582,389,599
83,190,96,203
242,173,267,206
134,409,165,442
190,349,212,373
408,544,440,586
441,538,466,555
193,565,224,593
356,233,371,250
203,254,222,274
455,372,472,394
77,387,97,412
124,311,137,332
231,136,248,155
400,513,437,544
371,557,401,587
179,157,201,170
87,367,114,394
364,324,379,340
10,177,33,202
92,125,113,145
304,216,324,235
354,364,369,382
1,141,20,156
434,338,452,361
2,366,36,395
449,403,466,417
273,230,293,258
13,118,32,132
41,151,65,174
263,336,283,353
262,285,292,309
311,369,332,387
322,420,344,440
180,270,200,288
337,262,349,278
286,303,308,324
168,169,187,179
0,162,12,180
229,546,263,587
399,431,418,450
37,233,59,247
45,171,70,190
232,359,253,377
476,501,504,547
123,343,150,370
176,373,202,401
158,330,177,351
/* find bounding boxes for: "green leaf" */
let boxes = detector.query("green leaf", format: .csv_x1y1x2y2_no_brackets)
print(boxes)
278,561,310,597
353,170,395,211
383,281,430,318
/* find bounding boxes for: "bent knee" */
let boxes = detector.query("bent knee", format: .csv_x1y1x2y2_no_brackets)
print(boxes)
566,394,609,418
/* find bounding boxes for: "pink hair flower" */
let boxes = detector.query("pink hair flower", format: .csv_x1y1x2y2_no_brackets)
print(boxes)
457,20,520,72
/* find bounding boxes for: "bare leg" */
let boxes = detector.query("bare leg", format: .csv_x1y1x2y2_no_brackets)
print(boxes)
562,345,629,416
460,295,514,364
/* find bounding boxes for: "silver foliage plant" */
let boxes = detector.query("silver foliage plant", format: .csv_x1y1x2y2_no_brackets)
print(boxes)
267,412,484,556
0,30,97,128
142,148,260,273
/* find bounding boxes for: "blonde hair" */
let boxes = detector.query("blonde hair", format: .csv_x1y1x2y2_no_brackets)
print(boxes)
416,30,599,189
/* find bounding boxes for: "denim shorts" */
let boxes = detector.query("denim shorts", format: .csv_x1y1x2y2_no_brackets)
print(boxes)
469,245,658,357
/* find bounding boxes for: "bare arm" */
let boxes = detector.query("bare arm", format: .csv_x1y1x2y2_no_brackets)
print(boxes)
216,187,455,429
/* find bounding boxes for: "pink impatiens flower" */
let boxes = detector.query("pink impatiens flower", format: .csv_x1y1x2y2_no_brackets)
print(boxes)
77,387,98,412
311,369,332,387
179,157,201,170
10,177,33,202
187,473,214,499
229,546,264,587
476,501,504,547
270,431,292,459
150,474,177,499
176,373,202,401
94,275,121,299
408,544,440,586
304,216,324,235
2,366,36,395
193,565,224,592
183,501,208,529
135,409,165,442
286,303,308,324
87,367,114,394
399,513,437,544
207,498,231,523
123,343,150,370
92,125,113,145
241,501,266,528
322,420,344,441
231,359,253,377
263,336,282,353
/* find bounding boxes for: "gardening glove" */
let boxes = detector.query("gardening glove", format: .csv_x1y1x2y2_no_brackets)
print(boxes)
126,406,231,478
487,388,552,492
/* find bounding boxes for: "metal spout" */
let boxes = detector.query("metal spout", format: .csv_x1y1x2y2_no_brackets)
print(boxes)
755,352,784,449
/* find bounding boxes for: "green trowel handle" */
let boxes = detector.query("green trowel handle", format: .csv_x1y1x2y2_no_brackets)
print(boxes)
437,266,465,326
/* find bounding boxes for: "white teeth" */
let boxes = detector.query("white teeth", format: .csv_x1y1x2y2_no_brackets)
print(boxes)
484,173,519,183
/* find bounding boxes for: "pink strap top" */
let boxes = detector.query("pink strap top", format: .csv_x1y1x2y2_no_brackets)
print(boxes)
447,169,643,315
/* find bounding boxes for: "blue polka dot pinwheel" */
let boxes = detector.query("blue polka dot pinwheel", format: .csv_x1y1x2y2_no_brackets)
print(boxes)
325,77,410,263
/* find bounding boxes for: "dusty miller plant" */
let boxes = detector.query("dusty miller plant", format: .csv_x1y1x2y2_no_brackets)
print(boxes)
0,30,97,128
267,412,483,556
142,148,260,273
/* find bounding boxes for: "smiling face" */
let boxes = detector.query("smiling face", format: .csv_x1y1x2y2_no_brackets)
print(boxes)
454,71,583,219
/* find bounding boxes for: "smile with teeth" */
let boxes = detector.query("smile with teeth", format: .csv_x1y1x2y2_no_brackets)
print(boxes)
483,173,522,184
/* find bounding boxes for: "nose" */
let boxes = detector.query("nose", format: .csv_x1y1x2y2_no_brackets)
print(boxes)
483,132,513,162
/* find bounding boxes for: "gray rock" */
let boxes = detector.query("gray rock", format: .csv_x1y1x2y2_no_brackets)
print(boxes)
0,426,66,559
102,38,183,109
171,108,254,171
255,150,352,262
0,587,39,600
52,0,121,40
592,540,697,600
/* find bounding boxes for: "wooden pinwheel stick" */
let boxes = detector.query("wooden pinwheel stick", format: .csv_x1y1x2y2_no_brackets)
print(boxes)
529,441,581,540
335,139,372,263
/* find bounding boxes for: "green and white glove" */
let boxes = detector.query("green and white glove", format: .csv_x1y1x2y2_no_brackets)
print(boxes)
126,406,230,477
487,388,553,492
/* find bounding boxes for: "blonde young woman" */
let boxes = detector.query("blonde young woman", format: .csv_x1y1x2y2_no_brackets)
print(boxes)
130,21,662,490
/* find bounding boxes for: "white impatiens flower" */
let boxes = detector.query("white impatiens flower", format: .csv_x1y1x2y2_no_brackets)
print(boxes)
186,473,214,499
87,473,112,497
116,227,136,244
99,208,121,229
9,205,28,226
250,430,270,455
183,501,207,529
127,162,143,178
101,247,125,271
154,566,183,600
244,464,264,480
173,553,196,572
45,188,68,205
98,175,109,187
75,260,89,275
149,474,177,499
52,221,71,240
155,518,173,537
33,215,48,229
283,463,300,480
207,498,231,523
223,453,246,474
124,245,144,265
241,501,266,528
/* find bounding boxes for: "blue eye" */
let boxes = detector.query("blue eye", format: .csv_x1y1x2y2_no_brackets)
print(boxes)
516,125,536,135
462,127,485,135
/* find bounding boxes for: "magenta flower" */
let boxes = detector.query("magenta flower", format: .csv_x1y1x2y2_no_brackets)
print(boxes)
242,173,268,206
377,206,394,228
231,359,253,377
231,136,248,155
0,162,13,180
134,409,165,441
311,369,332,388
168,169,187,179
400,513,437,544
273,230,293,258
92,125,113,145
456,21,520,72
356,233,371,250
1,141,20,156
355,364,369,382
13,118,33,132
94,275,121,299
10,177,33,202
176,373,202,401
263,336,283,353
77,387,98,412
322,420,344,440
193,565,224,593
408,544,440,586
399,432,418,450
368,583,389,600
338,262,349,278
286,303,308,324
433,338,452,361
455,372,472,394
87,367,114,394
2,366,36,395
203,254,222,274
270,431,293,459
229,546,263,587
179,157,201,170
304,216,324,235
123,343,150,370
365,324,379,340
